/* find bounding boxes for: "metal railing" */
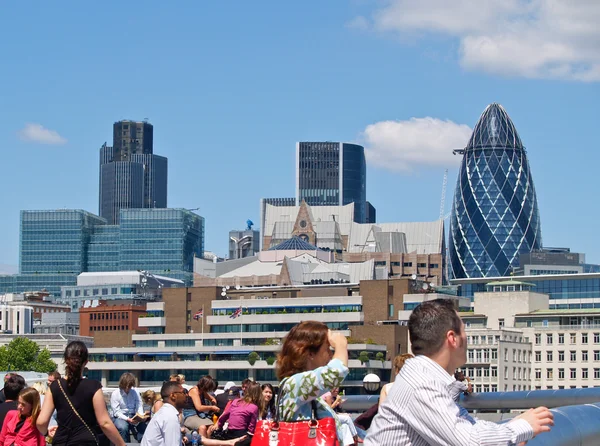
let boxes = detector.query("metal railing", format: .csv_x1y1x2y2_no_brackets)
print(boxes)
344,389,600,445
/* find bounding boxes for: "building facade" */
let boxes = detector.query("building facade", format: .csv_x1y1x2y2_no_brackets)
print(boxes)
296,142,368,223
79,302,147,348
229,229,260,259
449,103,542,279
85,279,416,390
99,121,168,225
0,209,203,295
0,305,33,335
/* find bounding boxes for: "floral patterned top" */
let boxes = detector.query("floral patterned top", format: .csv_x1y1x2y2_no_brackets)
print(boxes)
278,358,349,442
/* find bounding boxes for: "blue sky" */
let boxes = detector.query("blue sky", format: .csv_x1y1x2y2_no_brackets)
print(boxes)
0,1,598,272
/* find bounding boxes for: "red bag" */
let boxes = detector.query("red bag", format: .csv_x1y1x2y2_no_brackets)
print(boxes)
251,417,338,446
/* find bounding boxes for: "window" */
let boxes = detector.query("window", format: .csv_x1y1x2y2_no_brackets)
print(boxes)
570,351,577,362
499,318,505,329
417,263,427,268
403,262,412,267
594,351,600,361
473,336,479,344
595,368,600,379
547,334,553,345
483,368,490,377
512,349,516,361
570,333,577,344
535,334,541,345
595,333,600,344
583,351,589,361
429,264,439,268
547,369,553,379
492,350,498,360
558,351,564,362
535,351,541,362
504,367,508,379
491,367,497,377
582,333,589,344
583,368,589,379
570,368,577,379
547,351,553,361
535,369,541,379
558,368,565,379
558,333,564,344
476,368,482,377
504,348,508,360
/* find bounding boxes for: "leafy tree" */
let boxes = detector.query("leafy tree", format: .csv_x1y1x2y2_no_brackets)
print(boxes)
248,352,260,366
266,356,276,366
358,351,370,365
0,338,57,373
375,352,385,362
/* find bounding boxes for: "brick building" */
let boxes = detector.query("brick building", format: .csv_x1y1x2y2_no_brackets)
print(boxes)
79,302,147,347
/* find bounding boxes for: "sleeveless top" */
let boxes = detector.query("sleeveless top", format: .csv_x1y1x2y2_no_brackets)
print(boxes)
50,378,103,446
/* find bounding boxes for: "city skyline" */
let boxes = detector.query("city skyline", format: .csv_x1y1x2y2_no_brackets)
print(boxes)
1,2,599,271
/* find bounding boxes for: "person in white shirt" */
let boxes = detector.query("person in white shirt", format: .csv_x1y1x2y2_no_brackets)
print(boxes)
143,381,248,446
111,372,148,442
365,298,554,446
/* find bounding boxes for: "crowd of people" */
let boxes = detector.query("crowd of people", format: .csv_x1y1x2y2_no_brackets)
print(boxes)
0,299,558,445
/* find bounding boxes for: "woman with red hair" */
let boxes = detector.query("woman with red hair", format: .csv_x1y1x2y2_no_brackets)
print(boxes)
276,321,349,444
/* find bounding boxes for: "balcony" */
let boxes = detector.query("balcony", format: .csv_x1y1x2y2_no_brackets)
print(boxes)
138,316,166,327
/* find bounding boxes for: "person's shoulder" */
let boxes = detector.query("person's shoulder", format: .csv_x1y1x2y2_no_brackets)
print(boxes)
5,409,18,422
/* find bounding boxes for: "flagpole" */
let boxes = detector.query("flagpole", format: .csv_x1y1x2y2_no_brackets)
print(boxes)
201,305,204,345
240,306,243,346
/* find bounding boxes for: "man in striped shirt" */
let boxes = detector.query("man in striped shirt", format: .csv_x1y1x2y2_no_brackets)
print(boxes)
364,299,553,445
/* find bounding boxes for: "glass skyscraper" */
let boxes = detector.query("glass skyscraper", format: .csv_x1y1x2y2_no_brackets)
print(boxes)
0,208,203,295
449,103,542,279
99,120,168,225
296,142,368,223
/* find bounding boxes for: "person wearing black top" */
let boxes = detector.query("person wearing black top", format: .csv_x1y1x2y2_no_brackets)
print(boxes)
36,340,126,446
0,374,25,428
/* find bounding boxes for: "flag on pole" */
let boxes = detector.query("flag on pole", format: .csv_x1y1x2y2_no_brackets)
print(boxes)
193,309,203,320
230,306,243,319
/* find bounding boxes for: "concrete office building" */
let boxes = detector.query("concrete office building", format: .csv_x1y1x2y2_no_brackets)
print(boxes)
0,305,33,335
456,281,600,390
58,271,183,312
449,103,542,279
261,201,445,285
34,312,80,336
453,272,600,309
84,278,437,389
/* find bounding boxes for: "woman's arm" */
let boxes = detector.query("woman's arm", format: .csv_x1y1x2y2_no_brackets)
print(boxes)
247,405,258,434
189,388,219,413
36,390,55,435
216,400,232,428
0,411,12,445
93,389,127,446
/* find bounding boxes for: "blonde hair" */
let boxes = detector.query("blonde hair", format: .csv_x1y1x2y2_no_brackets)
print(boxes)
31,382,47,395
19,387,41,426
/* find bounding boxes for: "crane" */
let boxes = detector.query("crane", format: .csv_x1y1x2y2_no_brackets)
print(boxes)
439,169,448,220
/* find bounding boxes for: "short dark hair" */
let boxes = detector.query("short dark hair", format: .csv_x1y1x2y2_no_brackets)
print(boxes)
4,374,26,400
161,381,182,400
409,299,462,356
48,371,61,380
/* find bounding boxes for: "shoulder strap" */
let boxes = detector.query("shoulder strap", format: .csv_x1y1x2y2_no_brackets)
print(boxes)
57,379,99,446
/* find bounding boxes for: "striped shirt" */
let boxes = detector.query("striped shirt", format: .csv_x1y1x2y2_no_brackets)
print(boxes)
364,355,534,445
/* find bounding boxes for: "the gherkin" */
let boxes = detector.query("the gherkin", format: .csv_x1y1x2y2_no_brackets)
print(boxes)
449,103,542,279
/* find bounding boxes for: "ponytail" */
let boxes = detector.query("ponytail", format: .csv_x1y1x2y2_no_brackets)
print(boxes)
63,341,88,391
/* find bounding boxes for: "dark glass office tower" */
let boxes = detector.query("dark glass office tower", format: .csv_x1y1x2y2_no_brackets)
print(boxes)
449,103,542,279
296,142,367,222
99,121,168,224
113,120,153,161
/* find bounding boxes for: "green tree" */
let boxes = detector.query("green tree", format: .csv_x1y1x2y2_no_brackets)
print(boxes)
0,338,57,373
248,352,260,366
358,351,370,365
375,352,385,362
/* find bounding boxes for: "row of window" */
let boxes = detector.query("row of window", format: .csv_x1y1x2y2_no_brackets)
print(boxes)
535,332,600,345
89,312,130,321
535,368,600,380
210,305,361,316
468,334,524,344
89,325,129,332
373,262,439,268
535,350,600,362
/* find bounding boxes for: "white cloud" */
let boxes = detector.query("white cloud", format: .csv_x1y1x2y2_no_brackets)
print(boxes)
353,0,600,81
346,16,369,31
18,123,67,145
361,117,472,172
